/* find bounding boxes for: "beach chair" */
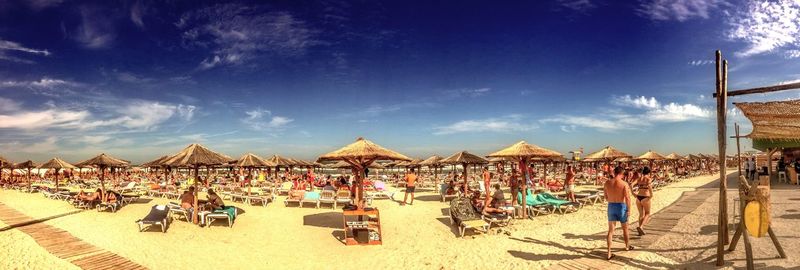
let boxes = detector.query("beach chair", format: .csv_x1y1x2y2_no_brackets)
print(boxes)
574,190,601,206
300,191,321,208
448,197,488,237
284,190,304,207
367,181,394,200
335,189,351,206
482,211,512,229
230,187,248,203
118,182,136,194
277,182,293,196
538,193,580,214
136,205,170,233
163,186,180,199
318,190,337,209
204,206,236,228
439,183,458,202
518,190,553,217
167,202,191,222
97,192,123,213
246,188,273,207
220,186,233,200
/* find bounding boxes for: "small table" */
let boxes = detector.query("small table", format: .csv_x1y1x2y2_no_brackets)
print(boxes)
342,208,382,245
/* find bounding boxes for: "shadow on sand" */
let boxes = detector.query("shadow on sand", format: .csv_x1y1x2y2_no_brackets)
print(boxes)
303,212,343,229
0,210,83,232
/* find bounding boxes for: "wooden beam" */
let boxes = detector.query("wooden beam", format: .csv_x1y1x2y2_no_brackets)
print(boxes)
712,82,800,98
715,51,728,266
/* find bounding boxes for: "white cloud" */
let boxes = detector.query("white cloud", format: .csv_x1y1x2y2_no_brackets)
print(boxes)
0,97,21,112
178,4,319,70
689,60,714,66
74,6,115,49
638,0,724,21
442,88,491,99
176,104,196,121
0,38,50,64
434,115,537,135
612,95,660,109
0,77,80,97
0,108,90,129
728,0,800,57
543,95,711,132
79,135,111,144
130,0,146,29
786,50,800,59
241,108,293,130
558,0,595,12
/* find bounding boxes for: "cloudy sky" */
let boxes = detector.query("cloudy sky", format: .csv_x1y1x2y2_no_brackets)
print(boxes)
1,0,799,163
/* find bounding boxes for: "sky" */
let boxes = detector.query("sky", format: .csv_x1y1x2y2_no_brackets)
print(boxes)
1,0,800,164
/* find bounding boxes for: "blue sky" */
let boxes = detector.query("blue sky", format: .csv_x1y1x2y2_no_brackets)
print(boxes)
1,0,800,163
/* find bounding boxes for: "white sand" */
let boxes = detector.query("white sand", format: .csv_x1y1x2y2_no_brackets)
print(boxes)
0,173,731,269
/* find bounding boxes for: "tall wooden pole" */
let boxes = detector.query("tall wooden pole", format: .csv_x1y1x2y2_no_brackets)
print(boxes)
736,123,742,176
519,158,528,219
715,51,729,266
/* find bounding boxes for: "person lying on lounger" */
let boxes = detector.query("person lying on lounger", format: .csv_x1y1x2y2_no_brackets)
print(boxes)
482,184,513,215
75,188,103,207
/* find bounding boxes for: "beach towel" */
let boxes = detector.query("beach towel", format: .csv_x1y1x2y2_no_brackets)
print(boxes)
538,193,571,206
449,197,481,223
213,206,236,221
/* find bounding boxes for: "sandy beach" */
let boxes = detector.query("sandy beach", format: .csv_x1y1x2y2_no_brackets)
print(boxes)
0,172,749,270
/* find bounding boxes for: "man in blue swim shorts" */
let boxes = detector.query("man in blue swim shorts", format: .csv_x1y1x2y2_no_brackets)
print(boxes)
604,166,633,260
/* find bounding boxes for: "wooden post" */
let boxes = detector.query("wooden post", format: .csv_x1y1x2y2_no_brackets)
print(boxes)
519,158,528,219
192,165,199,224
715,51,729,266
736,124,742,176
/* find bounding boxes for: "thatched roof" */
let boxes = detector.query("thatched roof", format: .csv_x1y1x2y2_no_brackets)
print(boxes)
487,141,563,160
14,160,37,169
38,158,77,169
75,153,130,168
583,146,631,161
317,137,412,163
420,155,444,166
686,154,702,160
614,157,634,162
290,158,314,167
441,151,488,165
141,155,170,168
162,144,233,167
237,153,275,167
0,156,9,164
267,155,296,167
736,100,800,140
665,153,683,160
637,150,666,161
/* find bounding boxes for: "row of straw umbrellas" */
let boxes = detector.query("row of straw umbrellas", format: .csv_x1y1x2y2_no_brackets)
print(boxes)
0,141,721,221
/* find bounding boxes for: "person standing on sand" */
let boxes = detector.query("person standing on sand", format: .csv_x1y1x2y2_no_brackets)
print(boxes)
509,169,520,207
401,168,417,206
604,166,633,260
565,165,576,202
482,167,491,205
634,167,653,236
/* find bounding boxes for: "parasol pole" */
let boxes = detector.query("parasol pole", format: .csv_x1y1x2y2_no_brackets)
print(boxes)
192,165,199,224
519,157,528,219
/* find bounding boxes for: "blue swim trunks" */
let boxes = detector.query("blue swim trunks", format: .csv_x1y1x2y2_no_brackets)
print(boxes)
608,203,628,223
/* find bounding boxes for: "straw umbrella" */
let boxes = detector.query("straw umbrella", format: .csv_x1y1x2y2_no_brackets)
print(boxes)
14,160,36,191
163,144,232,224
637,150,666,161
237,153,275,194
75,153,130,199
665,153,683,160
584,146,631,161
0,156,10,184
267,155,295,179
38,158,77,192
318,137,411,208
440,151,488,194
488,141,563,219
420,155,444,181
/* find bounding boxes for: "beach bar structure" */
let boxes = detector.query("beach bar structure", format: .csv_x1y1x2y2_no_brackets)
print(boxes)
711,50,797,269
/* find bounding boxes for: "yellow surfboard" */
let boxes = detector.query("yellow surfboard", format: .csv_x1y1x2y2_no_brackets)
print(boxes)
743,201,770,238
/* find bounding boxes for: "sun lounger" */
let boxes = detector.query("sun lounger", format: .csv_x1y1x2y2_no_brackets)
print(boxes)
284,190,304,207
538,193,580,214
204,206,236,228
367,181,394,200
318,190,337,209
136,205,170,233
300,191,321,208
277,182,294,196
573,191,601,205
439,183,458,202
166,202,191,222
449,197,489,237
246,189,273,207
335,189,351,206
163,186,180,199
517,190,554,217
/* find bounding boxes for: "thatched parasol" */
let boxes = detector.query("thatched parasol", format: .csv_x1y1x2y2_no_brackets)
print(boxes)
583,146,631,161
615,157,634,163
637,150,666,161
237,153,275,167
318,137,411,207
14,160,36,191
420,155,445,181
441,151,489,194
665,153,683,160
0,156,10,185
141,155,170,168
75,153,130,200
163,144,232,223
686,154,702,160
38,158,77,192
488,141,564,219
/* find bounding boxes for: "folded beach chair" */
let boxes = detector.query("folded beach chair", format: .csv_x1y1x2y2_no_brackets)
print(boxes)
205,206,236,228
300,191,321,208
448,197,488,237
136,205,170,233
284,190,304,207
538,193,580,214
335,189,351,206
439,183,458,202
318,190,337,209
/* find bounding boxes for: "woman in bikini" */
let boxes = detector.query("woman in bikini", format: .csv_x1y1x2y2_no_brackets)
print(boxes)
634,166,653,236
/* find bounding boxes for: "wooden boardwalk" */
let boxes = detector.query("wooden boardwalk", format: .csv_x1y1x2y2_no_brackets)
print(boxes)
546,189,715,270
0,203,147,270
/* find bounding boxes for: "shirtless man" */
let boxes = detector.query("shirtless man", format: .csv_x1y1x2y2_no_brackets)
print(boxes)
604,166,633,260
401,168,417,205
